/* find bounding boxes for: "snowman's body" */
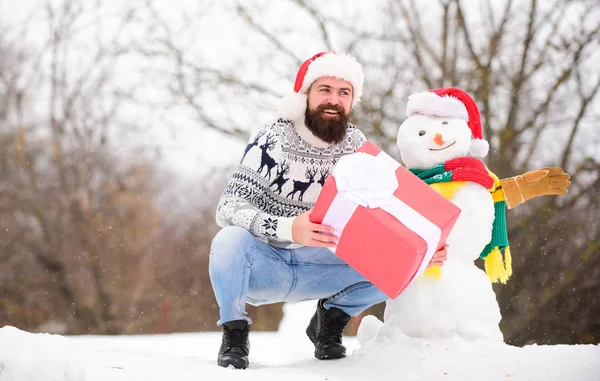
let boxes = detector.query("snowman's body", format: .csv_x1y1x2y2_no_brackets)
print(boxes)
359,106,504,344
383,182,503,341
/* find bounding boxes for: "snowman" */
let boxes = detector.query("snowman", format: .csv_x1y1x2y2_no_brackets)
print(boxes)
359,88,511,344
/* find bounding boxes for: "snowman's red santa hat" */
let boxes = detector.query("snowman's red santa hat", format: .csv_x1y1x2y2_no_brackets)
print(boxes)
406,87,489,157
277,51,364,121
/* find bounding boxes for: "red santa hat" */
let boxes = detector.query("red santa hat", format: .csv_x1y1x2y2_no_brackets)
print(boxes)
277,51,364,122
406,87,489,157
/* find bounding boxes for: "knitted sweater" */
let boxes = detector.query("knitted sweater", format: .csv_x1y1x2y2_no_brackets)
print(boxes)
216,118,367,248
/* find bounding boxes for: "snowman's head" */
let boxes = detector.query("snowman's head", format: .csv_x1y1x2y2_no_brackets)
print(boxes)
397,88,489,169
397,114,472,169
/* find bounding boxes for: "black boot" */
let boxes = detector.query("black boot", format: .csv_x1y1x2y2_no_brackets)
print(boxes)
217,320,250,369
306,299,351,360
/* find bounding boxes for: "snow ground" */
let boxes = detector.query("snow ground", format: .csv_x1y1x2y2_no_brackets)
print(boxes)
1,301,599,381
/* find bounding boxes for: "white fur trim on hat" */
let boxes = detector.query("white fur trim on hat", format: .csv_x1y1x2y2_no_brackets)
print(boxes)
469,138,489,157
406,91,469,120
299,53,364,102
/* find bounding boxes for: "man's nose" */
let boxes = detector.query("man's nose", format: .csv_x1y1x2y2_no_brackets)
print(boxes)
327,93,340,105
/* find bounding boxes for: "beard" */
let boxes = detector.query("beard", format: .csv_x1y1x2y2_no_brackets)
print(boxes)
304,103,349,144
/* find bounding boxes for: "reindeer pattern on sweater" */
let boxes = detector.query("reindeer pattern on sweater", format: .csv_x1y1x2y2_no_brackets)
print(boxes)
216,119,366,248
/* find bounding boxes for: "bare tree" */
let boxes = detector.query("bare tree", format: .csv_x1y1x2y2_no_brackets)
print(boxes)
0,0,167,334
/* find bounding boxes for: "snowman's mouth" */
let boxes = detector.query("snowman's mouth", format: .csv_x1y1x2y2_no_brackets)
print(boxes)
429,141,456,151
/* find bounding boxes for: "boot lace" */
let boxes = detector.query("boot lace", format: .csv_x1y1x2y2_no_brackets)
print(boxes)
328,319,347,343
319,314,347,343
223,326,248,349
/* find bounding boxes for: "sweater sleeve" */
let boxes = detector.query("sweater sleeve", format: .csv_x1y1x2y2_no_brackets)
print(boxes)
215,124,295,243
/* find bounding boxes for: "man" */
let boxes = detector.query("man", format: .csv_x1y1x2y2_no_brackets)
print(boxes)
209,52,570,369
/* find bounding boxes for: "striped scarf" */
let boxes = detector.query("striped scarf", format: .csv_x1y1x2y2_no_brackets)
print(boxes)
410,157,512,284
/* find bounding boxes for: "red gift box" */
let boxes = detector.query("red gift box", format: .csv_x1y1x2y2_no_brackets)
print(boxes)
310,141,461,299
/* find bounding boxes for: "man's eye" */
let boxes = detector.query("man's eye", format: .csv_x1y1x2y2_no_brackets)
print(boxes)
419,130,426,136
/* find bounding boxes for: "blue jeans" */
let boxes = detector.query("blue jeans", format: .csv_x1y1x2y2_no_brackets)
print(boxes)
209,226,389,325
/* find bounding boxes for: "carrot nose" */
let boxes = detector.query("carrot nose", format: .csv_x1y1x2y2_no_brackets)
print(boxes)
434,132,445,146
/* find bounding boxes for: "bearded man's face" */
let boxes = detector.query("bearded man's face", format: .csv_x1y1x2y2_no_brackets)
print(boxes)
305,76,353,144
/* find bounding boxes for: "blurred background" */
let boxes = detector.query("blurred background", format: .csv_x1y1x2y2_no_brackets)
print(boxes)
0,0,598,346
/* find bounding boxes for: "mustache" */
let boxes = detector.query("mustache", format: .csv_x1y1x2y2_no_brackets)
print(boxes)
315,103,345,115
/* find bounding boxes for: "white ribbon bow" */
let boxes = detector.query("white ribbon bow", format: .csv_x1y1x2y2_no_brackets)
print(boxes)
334,153,399,208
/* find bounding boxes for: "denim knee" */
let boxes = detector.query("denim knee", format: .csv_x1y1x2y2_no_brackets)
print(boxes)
209,226,256,270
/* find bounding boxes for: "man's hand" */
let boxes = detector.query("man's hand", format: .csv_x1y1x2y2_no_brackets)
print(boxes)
500,167,571,209
292,208,338,247
427,244,448,268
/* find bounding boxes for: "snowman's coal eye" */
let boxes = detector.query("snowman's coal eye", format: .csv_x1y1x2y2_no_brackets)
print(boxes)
418,130,426,136
442,121,448,125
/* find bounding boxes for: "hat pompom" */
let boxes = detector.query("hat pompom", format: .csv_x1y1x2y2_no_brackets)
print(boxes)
469,138,489,157
277,91,307,122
